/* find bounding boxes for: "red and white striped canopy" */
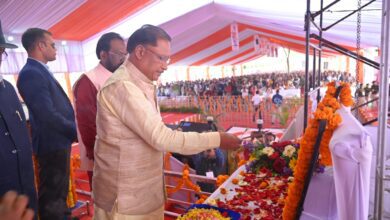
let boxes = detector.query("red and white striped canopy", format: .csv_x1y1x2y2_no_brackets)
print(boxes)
1,0,383,67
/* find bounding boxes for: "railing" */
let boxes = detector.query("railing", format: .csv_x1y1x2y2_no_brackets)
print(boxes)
353,97,390,126
280,106,305,141
159,95,304,129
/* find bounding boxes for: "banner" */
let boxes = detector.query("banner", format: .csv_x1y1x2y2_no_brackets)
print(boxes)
274,46,278,57
230,22,239,51
254,35,261,54
266,44,271,56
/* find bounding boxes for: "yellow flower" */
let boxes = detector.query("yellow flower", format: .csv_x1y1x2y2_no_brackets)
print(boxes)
262,147,275,156
289,158,297,170
283,145,296,158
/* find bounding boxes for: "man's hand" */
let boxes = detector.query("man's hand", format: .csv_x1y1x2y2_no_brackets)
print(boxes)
0,191,34,220
219,132,241,150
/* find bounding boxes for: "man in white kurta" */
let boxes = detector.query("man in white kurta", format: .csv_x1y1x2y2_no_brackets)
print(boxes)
93,25,241,220
330,104,373,220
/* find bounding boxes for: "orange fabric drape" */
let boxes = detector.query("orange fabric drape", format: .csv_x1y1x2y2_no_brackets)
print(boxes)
215,48,254,66
356,51,364,83
49,0,155,40
64,73,73,103
170,24,246,64
190,36,253,66
32,154,80,208
186,67,190,81
346,56,350,73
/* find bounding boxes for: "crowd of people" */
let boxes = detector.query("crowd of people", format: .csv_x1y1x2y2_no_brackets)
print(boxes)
157,70,357,98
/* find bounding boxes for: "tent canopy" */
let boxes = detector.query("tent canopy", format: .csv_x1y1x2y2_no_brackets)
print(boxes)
1,0,383,68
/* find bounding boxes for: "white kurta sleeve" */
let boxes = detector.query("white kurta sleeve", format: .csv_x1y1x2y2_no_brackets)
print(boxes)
99,81,221,155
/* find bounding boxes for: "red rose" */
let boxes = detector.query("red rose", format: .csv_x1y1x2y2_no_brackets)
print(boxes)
260,167,269,174
273,158,286,174
272,140,292,151
244,149,251,160
269,152,280,160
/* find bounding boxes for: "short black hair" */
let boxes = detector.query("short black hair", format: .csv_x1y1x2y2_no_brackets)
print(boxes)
96,32,124,59
127,24,171,53
21,28,51,52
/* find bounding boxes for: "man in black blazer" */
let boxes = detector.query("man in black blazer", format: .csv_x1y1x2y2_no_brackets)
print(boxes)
0,21,37,220
17,28,77,220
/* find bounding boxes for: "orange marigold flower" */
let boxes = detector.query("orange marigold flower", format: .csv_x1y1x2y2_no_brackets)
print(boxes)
259,181,268,189
238,159,247,167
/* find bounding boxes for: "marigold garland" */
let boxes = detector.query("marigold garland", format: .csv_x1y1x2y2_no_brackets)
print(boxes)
216,175,229,187
33,154,80,209
282,82,353,220
165,162,213,204
67,155,80,208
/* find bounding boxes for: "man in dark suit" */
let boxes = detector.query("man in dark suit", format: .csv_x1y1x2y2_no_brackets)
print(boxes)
0,21,37,220
17,28,77,220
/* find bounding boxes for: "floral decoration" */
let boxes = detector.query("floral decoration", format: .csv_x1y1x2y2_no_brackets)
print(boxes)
243,140,299,176
211,170,289,220
177,208,230,220
282,82,353,220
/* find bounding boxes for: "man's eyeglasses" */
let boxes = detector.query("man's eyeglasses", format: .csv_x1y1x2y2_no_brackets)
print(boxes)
108,51,128,59
145,47,170,64
0,51,7,61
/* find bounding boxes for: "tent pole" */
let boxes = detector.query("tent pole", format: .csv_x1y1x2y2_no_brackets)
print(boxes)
312,48,316,90
317,0,324,104
374,0,390,219
303,0,311,130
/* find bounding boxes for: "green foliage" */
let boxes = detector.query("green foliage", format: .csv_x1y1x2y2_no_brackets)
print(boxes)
159,105,202,113
273,106,290,126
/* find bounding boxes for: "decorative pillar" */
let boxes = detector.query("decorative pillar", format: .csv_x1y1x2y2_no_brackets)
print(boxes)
356,50,364,83
338,56,342,72
186,67,190,81
346,56,350,73
64,73,73,103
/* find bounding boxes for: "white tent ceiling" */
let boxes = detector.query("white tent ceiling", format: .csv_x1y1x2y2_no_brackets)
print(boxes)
1,0,383,69
83,0,382,67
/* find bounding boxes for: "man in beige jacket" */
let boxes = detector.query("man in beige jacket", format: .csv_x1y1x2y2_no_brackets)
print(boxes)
93,25,241,220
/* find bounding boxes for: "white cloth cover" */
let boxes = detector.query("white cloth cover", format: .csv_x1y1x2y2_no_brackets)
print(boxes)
329,105,373,220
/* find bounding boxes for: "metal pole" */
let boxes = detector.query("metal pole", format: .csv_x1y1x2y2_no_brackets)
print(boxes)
303,0,311,130
311,0,340,18
322,0,377,31
313,48,316,89
374,0,390,219
317,0,324,104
